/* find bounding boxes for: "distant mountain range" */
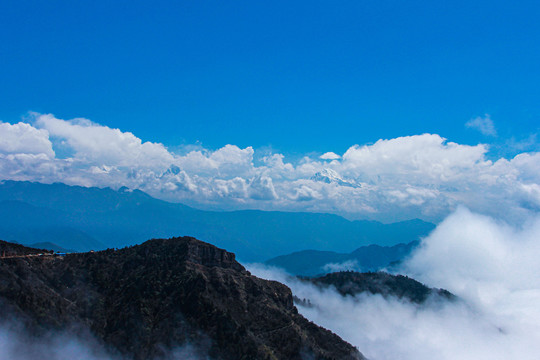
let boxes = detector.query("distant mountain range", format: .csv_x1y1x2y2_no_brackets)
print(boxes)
27,242,75,253
0,238,364,360
0,180,435,261
266,241,418,276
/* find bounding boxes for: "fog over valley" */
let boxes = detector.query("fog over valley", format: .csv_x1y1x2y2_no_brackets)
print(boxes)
251,208,540,360
4,207,539,359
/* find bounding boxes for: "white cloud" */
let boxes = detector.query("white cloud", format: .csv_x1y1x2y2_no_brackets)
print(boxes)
213,177,248,199
341,134,488,180
0,113,539,222
0,121,55,158
404,207,540,305
261,154,295,179
33,113,173,168
320,152,341,160
0,153,60,183
248,176,278,200
248,209,540,360
0,322,208,360
466,114,497,136
291,184,323,202
322,260,359,273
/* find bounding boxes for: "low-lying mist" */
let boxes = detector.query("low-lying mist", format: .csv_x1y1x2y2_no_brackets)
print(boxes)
250,207,540,360
0,323,116,360
0,322,208,360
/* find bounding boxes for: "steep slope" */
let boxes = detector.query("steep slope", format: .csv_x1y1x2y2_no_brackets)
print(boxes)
306,271,455,304
267,242,418,276
0,238,364,360
0,181,435,261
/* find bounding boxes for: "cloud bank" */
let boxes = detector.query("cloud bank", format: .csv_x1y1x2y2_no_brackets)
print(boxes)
249,207,540,360
1,112,539,221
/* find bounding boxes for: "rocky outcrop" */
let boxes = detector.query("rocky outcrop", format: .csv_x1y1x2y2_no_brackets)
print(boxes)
0,237,364,360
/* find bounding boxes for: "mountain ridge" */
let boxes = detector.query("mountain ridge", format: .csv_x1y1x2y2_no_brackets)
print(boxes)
266,241,418,276
0,180,435,261
304,271,456,304
0,237,364,360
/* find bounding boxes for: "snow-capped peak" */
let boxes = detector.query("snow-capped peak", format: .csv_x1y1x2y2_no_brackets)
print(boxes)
310,168,356,187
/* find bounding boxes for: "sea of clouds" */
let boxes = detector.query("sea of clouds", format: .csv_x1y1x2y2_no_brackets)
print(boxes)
1,113,539,222
250,207,540,360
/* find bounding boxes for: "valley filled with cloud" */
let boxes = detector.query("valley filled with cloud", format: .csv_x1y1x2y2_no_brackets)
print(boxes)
250,207,540,360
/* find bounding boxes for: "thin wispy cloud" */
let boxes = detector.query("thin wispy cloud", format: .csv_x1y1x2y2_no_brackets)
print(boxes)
506,133,539,152
466,114,497,137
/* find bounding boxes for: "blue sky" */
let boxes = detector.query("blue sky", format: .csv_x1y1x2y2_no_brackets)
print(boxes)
1,1,540,221
1,0,539,156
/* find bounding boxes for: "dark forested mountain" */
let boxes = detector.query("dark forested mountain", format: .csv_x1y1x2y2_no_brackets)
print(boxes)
0,239,53,256
0,238,364,360
0,181,435,261
305,271,455,304
266,242,418,276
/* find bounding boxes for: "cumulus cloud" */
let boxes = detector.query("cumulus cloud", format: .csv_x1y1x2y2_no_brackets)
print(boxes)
34,113,174,168
341,134,488,180
176,144,254,177
320,152,341,160
248,176,278,200
0,121,54,158
466,114,497,136
249,208,540,360
0,112,539,222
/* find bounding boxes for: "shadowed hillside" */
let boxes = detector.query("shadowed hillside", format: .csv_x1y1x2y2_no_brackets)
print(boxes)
305,271,456,304
0,238,364,360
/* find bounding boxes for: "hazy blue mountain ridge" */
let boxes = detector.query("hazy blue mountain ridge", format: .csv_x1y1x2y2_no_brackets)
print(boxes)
0,181,435,261
266,242,418,276
0,200,105,251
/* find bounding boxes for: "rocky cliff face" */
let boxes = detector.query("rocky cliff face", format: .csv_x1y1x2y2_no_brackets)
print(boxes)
0,237,364,360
